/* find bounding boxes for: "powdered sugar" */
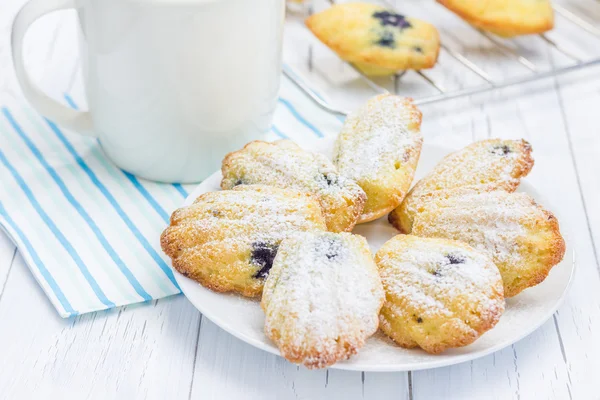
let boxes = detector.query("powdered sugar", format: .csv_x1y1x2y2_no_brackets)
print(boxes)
161,185,329,296
411,191,537,269
409,139,533,196
169,141,572,369
334,94,422,181
376,236,505,331
261,231,384,368
221,140,366,232
180,185,327,245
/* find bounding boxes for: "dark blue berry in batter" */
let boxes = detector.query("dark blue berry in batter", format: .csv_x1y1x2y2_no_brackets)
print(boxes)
376,31,396,48
323,238,339,260
446,253,466,265
373,11,412,30
322,173,338,187
491,144,511,156
251,242,279,279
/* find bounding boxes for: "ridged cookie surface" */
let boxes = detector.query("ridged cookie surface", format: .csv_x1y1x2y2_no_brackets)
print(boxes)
389,139,533,233
437,0,553,37
161,185,327,297
306,3,440,76
408,191,565,297
376,235,504,354
262,231,384,369
222,140,366,233
334,94,423,223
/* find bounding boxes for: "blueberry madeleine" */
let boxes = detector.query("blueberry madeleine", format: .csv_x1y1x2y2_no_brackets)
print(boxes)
222,140,366,233
262,231,384,368
160,185,327,297
376,235,505,354
405,191,566,298
306,2,440,76
334,94,423,223
389,138,534,234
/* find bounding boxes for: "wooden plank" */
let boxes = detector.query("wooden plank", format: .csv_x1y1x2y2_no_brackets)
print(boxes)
410,75,577,398
0,253,200,399
1,0,598,398
545,64,600,400
190,318,409,399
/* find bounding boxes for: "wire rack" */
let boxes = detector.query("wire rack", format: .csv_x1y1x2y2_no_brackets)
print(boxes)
283,1,600,116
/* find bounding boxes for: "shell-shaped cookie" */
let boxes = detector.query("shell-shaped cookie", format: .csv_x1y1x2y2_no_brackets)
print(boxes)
160,185,327,297
306,3,440,76
408,190,566,297
375,235,505,354
389,139,534,233
221,140,366,233
333,94,423,223
437,0,553,37
262,231,384,369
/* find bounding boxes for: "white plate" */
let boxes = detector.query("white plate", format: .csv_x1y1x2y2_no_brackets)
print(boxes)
173,138,575,372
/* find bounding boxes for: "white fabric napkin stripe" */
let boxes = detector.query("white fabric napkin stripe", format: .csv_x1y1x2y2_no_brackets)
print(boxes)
0,74,343,317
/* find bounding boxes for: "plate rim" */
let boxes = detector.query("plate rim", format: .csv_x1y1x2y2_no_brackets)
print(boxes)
173,141,576,372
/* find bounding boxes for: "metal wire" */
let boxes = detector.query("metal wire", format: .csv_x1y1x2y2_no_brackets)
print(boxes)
539,34,583,62
439,43,495,83
554,4,600,37
475,30,538,72
414,58,600,105
416,71,446,93
286,3,600,115
347,64,390,94
282,64,350,116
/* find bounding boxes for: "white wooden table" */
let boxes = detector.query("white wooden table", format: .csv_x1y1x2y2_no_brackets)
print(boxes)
1,0,599,398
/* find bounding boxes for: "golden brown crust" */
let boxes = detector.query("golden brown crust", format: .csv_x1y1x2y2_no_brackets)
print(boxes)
407,191,566,297
271,331,363,369
160,185,327,297
389,139,534,233
261,232,384,368
503,205,566,297
436,0,554,37
221,140,366,233
306,3,440,75
334,94,423,223
376,235,505,354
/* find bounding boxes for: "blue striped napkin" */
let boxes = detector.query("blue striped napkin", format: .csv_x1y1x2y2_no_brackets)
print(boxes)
0,73,343,317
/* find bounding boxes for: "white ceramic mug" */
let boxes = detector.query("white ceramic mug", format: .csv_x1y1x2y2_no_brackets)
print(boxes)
12,0,285,183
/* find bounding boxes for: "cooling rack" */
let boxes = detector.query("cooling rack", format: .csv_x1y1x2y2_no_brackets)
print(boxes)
283,0,600,116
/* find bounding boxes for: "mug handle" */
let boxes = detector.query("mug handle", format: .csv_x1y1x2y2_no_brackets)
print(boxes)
11,0,94,136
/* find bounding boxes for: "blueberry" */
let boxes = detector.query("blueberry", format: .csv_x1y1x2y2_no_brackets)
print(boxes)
251,242,279,279
233,178,245,187
373,11,412,30
323,238,339,260
376,31,396,48
322,173,337,186
446,253,466,265
491,145,511,156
